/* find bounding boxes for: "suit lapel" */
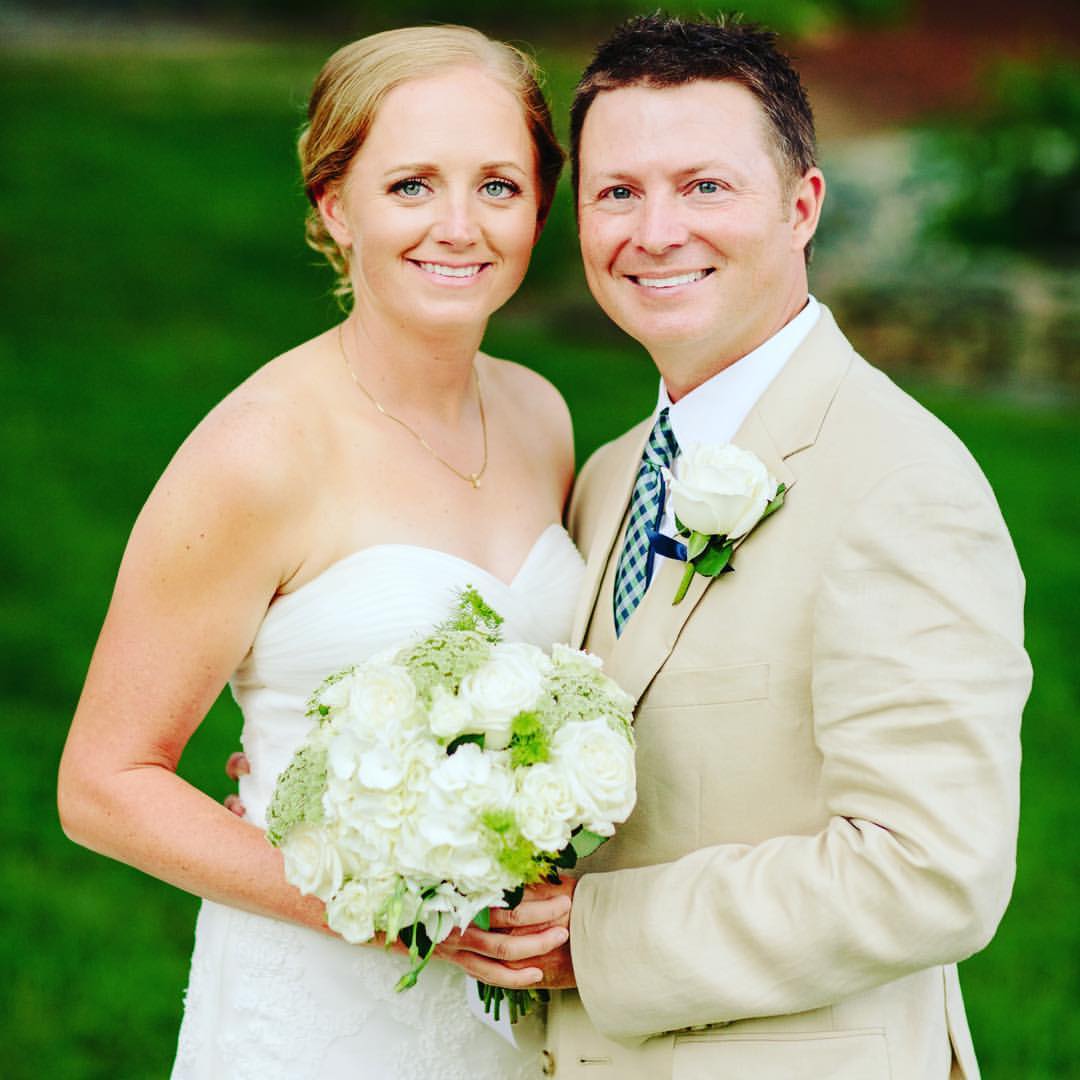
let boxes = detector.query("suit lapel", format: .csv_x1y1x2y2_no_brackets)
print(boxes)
600,305,855,702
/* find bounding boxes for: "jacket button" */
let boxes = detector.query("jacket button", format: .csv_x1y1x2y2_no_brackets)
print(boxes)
541,1049,555,1076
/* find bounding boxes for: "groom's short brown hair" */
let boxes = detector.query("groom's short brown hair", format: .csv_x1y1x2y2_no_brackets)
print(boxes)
569,14,818,199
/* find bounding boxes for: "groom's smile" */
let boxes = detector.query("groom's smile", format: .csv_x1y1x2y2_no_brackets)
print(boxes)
577,79,823,390
627,268,715,290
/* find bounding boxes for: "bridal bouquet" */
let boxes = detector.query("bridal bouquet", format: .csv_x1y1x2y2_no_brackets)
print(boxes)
265,588,636,1021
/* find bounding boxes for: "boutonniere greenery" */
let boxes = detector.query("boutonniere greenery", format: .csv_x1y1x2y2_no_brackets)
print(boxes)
666,443,786,605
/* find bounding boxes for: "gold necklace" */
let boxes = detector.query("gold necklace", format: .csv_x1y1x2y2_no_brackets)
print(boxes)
337,323,489,489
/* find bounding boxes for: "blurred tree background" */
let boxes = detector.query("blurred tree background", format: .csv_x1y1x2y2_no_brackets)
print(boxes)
2,0,1077,1076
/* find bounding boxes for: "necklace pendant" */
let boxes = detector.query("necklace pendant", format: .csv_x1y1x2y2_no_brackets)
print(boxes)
469,474,481,489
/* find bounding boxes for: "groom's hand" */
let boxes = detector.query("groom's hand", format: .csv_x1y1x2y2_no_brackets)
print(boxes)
490,877,578,989
435,889,573,988
223,751,250,817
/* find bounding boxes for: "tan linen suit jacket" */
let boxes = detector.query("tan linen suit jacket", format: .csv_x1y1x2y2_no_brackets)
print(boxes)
546,308,1030,1080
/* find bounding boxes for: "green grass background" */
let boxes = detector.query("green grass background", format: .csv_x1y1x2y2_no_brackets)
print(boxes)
2,40,1077,1078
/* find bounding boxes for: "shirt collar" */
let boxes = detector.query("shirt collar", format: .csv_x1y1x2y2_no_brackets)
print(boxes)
657,296,820,452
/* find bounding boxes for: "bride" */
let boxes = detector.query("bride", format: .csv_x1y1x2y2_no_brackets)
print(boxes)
58,26,582,1078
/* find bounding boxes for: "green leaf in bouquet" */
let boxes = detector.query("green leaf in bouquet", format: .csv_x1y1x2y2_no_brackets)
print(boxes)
554,843,578,870
570,828,609,860
447,732,485,755
473,906,491,931
502,884,525,908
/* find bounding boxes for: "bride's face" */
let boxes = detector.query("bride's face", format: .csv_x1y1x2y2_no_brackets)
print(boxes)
320,66,542,334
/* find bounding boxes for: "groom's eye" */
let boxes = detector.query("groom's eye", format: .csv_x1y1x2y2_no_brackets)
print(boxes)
605,186,633,201
695,180,721,194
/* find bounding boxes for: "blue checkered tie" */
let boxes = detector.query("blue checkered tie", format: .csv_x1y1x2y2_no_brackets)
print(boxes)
613,408,679,636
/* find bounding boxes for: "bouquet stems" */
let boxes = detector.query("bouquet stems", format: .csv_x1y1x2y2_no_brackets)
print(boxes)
477,981,549,1023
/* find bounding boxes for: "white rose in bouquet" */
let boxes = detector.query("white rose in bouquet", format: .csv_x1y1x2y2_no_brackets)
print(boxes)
325,876,397,944
349,664,420,730
280,821,345,901
459,643,546,750
552,718,637,836
513,763,577,853
669,442,779,540
427,685,475,740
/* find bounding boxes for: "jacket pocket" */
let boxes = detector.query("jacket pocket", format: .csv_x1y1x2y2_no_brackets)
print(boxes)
673,1029,891,1080
645,663,770,708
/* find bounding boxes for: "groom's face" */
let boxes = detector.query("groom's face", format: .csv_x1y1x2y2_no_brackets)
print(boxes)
577,79,818,375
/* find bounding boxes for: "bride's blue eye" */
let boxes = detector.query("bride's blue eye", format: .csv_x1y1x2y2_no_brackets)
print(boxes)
605,186,633,200
392,179,427,198
482,179,518,198
695,180,721,194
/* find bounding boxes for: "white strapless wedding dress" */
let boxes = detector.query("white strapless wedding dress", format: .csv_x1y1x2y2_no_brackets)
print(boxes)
172,525,585,1080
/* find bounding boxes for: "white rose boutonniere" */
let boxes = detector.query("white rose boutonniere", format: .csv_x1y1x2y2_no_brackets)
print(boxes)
667,442,786,604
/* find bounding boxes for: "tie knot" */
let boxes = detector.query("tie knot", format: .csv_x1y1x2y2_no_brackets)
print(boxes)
643,407,679,470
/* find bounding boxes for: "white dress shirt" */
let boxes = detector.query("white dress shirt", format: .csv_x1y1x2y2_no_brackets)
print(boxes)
655,296,820,545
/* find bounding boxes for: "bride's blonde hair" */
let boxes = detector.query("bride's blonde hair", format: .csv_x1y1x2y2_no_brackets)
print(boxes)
299,25,564,301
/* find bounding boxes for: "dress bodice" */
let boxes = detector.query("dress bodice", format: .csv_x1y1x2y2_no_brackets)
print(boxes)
173,524,584,1080
232,524,585,829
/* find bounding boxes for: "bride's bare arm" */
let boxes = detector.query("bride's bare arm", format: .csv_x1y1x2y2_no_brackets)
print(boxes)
57,392,568,986
57,396,330,930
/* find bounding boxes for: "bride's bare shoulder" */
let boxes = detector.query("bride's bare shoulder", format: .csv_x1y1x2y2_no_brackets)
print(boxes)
146,331,340,537
480,353,573,485
481,354,571,437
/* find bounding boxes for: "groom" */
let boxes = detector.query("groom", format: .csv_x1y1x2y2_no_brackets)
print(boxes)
501,15,1031,1079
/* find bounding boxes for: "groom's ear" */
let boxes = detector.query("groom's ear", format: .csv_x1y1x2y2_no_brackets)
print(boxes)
315,182,353,251
789,168,826,254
